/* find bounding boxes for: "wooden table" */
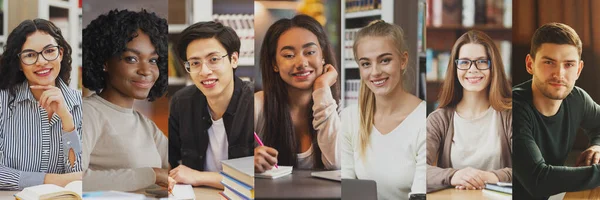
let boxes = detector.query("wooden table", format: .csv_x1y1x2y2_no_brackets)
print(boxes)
193,187,222,199
0,186,222,200
564,187,600,200
0,191,17,200
427,188,510,200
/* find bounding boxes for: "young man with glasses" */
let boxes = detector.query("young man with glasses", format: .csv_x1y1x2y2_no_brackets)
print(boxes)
168,21,254,189
513,23,600,199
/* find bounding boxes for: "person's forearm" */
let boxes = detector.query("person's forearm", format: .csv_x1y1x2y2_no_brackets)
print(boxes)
83,167,155,192
61,130,82,170
514,140,600,197
59,112,75,132
196,171,224,189
312,87,340,169
0,165,45,190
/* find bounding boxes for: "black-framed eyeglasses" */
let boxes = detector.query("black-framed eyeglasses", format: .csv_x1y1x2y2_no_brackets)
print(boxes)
184,54,228,73
455,59,491,70
17,45,61,65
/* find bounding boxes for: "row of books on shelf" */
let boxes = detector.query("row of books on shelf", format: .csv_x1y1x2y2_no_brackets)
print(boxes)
344,79,360,107
343,28,360,62
425,40,511,81
213,14,254,60
428,0,512,28
345,0,382,13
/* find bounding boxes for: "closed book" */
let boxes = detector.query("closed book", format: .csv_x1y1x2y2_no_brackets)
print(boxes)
485,183,512,194
482,189,512,200
223,184,252,200
221,156,254,187
221,172,254,198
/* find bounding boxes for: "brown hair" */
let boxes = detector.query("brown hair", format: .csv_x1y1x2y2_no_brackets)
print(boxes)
530,22,582,59
437,30,511,111
352,20,409,158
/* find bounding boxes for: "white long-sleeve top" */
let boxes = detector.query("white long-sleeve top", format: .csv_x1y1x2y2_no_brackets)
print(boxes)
341,102,426,200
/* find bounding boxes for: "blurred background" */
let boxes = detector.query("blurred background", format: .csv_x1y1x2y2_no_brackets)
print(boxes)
82,0,169,134
425,0,512,115
5,0,82,90
342,0,426,108
512,0,600,164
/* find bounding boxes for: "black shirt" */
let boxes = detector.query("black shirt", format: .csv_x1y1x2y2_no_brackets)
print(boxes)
513,80,600,199
169,76,254,171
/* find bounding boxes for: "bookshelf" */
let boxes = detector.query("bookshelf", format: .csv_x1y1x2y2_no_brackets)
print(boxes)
425,0,512,115
341,0,423,108
38,0,82,90
167,0,254,95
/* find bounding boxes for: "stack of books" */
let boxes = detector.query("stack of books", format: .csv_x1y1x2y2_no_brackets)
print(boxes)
219,156,254,200
483,182,512,200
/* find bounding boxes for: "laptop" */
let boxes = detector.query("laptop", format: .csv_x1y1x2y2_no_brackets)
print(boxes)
311,170,341,181
342,179,377,200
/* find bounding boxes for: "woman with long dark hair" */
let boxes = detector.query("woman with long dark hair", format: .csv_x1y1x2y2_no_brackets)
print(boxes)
0,19,82,190
254,15,340,172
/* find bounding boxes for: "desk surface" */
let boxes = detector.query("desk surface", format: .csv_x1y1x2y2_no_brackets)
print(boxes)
193,187,222,199
255,170,341,199
427,188,505,200
564,187,600,200
0,191,16,200
0,186,222,200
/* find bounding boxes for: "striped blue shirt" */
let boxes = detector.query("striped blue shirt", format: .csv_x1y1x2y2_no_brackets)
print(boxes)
0,79,82,190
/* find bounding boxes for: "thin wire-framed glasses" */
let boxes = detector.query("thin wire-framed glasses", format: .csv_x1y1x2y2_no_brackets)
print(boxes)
184,54,228,73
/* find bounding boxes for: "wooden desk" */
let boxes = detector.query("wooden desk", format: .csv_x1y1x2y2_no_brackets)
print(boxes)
427,188,495,200
564,187,600,200
193,187,222,199
0,191,17,200
255,170,341,199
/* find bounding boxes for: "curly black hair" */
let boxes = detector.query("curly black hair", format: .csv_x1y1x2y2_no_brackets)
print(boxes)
0,19,72,96
82,9,168,101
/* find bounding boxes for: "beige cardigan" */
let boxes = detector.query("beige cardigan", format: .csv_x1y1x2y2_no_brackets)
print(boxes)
426,107,512,192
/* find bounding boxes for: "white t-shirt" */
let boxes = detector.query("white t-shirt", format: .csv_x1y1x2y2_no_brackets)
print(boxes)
205,114,229,172
297,145,314,169
341,102,427,200
450,106,503,171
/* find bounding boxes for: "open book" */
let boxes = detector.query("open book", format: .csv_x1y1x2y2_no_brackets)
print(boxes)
169,184,195,200
15,181,82,200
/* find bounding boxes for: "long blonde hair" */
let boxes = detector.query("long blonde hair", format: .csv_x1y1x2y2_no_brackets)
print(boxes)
352,20,409,158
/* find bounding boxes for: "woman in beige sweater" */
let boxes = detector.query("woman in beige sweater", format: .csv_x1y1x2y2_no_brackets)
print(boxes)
81,9,172,192
427,30,512,191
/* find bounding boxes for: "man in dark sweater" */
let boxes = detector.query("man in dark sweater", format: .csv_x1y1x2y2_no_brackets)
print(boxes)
168,22,254,189
513,22,600,200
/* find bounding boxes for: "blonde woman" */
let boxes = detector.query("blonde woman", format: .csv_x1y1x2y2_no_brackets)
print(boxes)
426,30,512,191
340,20,426,200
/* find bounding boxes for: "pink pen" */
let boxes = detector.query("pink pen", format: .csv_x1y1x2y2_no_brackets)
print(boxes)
254,132,278,169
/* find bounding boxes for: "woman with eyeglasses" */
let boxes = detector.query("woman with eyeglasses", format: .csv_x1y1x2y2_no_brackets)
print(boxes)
426,30,512,191
0,19,82,190
81,9,173,192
